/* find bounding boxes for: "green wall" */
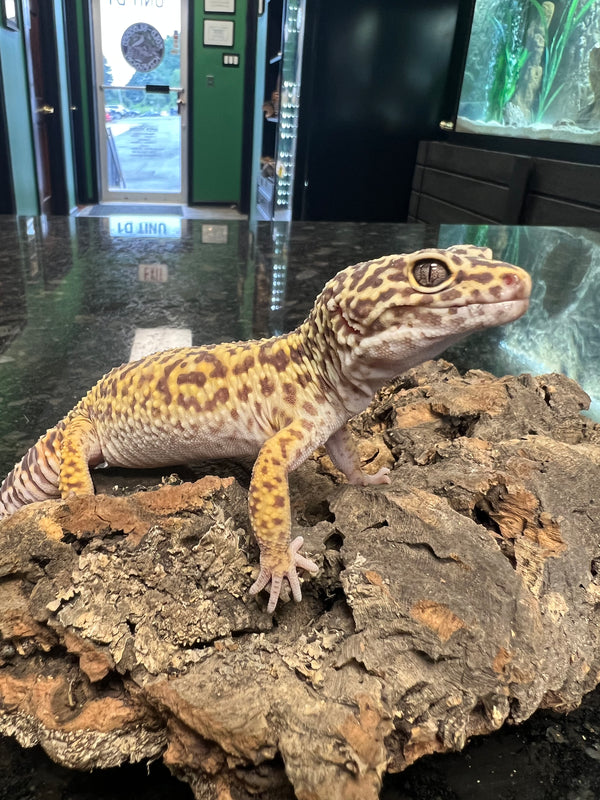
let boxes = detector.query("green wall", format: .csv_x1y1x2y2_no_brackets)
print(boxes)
72,0,95,203
0,6,38,215
191,0,248,204
53,0,77,212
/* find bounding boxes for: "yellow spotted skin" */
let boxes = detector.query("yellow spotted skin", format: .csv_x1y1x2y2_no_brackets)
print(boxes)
0,245,531,613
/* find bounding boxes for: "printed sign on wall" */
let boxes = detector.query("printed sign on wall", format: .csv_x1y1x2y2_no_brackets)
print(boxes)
203,19,234,47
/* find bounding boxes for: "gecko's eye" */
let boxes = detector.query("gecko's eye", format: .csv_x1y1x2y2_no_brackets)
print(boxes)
412,259,452,288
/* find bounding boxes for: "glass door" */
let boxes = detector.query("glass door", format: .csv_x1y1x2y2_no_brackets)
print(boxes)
91,0,187,203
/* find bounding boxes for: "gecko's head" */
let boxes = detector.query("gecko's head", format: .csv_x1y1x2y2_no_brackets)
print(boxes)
318,244,531,371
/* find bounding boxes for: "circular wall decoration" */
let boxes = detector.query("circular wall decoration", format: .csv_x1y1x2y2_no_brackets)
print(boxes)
121,23,165,72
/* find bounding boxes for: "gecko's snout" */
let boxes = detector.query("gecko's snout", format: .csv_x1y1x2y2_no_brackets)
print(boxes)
502,267,532,301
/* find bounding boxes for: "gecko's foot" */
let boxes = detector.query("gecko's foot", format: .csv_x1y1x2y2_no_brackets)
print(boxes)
249,536,319,614
349,466,391,486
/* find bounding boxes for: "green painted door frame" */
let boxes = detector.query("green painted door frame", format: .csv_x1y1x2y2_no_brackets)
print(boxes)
190,0,248,204
0,3,38,215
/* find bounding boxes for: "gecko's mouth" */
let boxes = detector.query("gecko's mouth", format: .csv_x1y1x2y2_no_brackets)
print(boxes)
480,297,530,316
451,298,530,327
437,297,530,313
337,297,530,343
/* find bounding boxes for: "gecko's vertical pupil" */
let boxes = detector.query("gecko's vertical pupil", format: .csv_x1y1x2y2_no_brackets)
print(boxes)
412,259,451,288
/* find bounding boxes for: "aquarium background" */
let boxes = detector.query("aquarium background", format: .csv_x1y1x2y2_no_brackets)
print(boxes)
457,0,600,144
438,224,600,419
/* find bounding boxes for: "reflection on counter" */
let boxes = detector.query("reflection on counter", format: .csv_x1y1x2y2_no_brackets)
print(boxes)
457,0,600,145
108,216,182,238
0,216,598,478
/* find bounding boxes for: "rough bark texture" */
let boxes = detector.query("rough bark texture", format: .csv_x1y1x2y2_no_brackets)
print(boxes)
1,360,599,800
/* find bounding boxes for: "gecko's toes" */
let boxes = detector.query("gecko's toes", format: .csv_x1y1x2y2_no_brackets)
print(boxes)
250,537,319,613
290,535,319,574
267,574,284,613
347,466,392,487
375,467,392,485
249,568,287,614
363,467,391,485
249,567,271,597
285,569,302,604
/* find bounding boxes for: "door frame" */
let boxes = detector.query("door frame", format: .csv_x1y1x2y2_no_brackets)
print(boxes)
23,0,70,215
0,72,15,214
90,0,188,204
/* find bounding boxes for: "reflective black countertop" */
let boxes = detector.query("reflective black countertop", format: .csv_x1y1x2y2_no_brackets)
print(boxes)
1,216,599,476
1,213,600,798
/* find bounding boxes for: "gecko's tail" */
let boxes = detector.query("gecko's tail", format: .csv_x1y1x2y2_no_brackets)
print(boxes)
0,425,65,518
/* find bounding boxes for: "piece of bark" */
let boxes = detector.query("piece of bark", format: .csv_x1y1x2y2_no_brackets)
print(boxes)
1,361,599,799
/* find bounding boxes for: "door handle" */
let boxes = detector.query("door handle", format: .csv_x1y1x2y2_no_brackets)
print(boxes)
37,104,55,115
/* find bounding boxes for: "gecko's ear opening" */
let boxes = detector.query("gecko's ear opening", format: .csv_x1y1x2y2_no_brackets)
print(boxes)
325,294,363,342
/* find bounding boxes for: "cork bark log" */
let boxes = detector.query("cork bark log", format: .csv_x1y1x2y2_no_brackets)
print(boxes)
1,360,600,800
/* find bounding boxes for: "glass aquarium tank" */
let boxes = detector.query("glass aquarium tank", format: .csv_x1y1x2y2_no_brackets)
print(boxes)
457,0,600,144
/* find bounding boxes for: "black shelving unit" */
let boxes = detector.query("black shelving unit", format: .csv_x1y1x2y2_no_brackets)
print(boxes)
256,0,283,220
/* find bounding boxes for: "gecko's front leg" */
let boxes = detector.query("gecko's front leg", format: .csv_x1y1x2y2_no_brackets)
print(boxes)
248,421,319,613
325,424,391,486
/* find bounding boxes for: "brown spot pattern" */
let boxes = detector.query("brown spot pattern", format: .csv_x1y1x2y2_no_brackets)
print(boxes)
214,387,229,404
374,287,397,304
297,372,313,389
237,384,251,402
289,346,304,365
468,271,495,284
442,289,462,301
211,362,228,379
356,275,383,292
233,355,255,375
259,346,290,372
282,382,297,406
155,361,181,405
260,377,275,397
177,371,207,388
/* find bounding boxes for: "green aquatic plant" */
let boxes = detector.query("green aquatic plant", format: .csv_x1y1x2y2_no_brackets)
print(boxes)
461,225,523,267
502,227,523,267
531,0,597,122
462,224,491,248
486,6,529,122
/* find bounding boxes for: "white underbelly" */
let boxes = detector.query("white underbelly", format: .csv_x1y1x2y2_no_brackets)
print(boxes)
99,424,264,469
